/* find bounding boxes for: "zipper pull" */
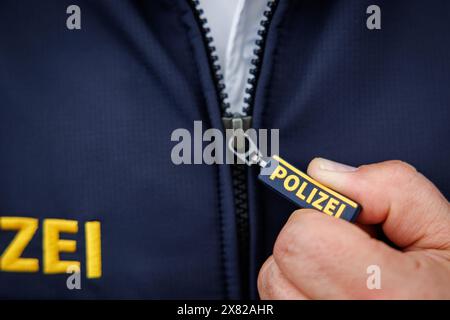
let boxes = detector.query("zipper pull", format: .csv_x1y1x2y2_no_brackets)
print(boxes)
223,116,269,166
258,155,362,222
222,116,260,165
224,126,362,222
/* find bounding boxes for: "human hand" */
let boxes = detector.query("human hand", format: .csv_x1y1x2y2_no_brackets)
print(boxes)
258,159,450,299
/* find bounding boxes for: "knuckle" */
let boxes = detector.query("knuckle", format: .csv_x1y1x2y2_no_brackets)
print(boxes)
273,210,321,262
257,258,275,298
387,160,417,177
384,160,418,187
289,208,317,221
273,221,300,262
273,226,294,261
274,215,303,260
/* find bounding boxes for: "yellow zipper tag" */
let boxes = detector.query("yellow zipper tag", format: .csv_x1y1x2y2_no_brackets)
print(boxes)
258,155,361,222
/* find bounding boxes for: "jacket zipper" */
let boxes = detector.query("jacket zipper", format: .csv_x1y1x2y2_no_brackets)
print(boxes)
189,0,279,298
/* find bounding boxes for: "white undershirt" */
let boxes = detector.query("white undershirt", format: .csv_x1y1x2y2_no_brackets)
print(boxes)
199,0,269,116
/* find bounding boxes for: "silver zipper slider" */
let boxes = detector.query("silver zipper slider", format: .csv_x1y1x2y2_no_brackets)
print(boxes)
222,116,269,167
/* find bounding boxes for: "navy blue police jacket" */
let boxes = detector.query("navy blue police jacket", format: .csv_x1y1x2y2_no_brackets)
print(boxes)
0,0,449,299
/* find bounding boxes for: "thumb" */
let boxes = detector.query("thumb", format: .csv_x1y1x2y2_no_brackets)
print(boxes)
307,158,450,250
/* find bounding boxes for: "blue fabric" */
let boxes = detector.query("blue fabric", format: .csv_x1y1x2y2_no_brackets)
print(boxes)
0,0,449,299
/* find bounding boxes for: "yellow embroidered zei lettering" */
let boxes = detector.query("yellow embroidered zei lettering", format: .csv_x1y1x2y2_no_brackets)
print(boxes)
85,221,102,279
43,219,80,274
0,217,39,272
1,217,102,277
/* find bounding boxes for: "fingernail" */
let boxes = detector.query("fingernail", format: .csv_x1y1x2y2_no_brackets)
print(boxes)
316,158,358,172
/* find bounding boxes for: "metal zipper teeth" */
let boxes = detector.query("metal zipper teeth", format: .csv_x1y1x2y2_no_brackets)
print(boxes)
190,0,279,118
189,0,231,115
188,0,232,298
243,0,279,116
189,0,279,298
